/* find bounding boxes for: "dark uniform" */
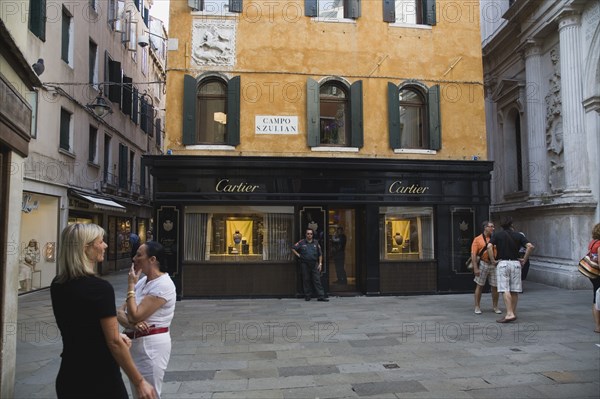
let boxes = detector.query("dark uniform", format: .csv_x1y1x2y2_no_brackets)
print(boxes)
292,238,325,300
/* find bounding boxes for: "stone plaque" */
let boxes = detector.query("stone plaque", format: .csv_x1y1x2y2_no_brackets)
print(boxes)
191,19,236,67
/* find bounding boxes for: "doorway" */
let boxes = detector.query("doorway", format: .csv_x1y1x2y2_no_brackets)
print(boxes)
327,208,357,293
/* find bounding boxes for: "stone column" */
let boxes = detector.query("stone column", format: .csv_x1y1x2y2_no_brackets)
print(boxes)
558,11,590,193
522,41,548,196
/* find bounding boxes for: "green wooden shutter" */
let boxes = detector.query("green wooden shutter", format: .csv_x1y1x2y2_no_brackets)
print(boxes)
305,0,318,17
345,0,361,19
132,88,139,124
59,109,70,151
29,0,47,40
350,80,363,148
306,78,320,147
383,0,395,22
188,0,200,11
155,118,162,146
428,84,441,150
39,0,47,40
388,82,401,149
140,98,148,133
108,60,122,104
122,76,132,116
424,0,436,26
61,10,69,63
119,144,128,189
230,0,243,13
182,74,197,145
140,156,146,196
148,105,155,137
226,76,241,146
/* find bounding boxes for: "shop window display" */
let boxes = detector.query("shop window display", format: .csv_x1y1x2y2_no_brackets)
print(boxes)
111,217,132,259
19,239,41,291
380,206,434,260
19,193,60,292
184,206,294,262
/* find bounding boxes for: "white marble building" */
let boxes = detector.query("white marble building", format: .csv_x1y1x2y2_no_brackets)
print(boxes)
481,0,600,288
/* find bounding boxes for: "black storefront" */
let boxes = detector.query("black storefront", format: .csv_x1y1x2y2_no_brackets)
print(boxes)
145,156,493,299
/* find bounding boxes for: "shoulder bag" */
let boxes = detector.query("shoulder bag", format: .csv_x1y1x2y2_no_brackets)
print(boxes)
578,239,600,279
466,234,488,271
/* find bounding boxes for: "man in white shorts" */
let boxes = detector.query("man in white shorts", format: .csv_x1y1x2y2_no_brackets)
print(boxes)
487,217,534,323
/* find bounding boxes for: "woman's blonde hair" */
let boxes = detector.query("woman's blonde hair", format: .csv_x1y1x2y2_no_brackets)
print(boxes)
56,223,105,283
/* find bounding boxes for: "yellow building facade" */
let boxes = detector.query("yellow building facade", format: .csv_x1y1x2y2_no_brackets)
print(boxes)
166,0,486,159
149,1,492,298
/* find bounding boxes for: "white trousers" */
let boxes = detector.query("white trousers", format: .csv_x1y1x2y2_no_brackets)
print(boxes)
130,332,171,398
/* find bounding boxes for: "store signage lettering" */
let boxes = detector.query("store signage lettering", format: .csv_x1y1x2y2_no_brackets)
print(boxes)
255,115,298,134
216,179,260,193
388,181,430,194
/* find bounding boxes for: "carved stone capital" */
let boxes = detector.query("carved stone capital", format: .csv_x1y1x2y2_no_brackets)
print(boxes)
522,40,542,59
557,8,581,31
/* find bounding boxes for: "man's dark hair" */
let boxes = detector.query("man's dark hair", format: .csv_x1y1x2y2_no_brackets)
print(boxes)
481,220,490,232
500,217,513,230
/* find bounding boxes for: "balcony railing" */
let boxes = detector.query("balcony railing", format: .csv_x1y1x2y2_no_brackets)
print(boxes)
100,172,148,201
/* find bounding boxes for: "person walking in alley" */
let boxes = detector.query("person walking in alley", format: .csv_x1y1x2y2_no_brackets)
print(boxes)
487,217,534,323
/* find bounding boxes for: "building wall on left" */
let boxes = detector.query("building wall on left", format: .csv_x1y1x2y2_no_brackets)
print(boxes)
0,2,41,394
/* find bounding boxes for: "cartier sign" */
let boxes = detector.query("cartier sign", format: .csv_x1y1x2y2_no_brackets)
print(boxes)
388,181,430,194
215,179,261,193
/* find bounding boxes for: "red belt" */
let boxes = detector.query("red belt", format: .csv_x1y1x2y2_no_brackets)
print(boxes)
125,327,169,339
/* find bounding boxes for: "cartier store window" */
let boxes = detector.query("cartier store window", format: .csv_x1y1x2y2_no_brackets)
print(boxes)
379,206,434,260
184,206,294,263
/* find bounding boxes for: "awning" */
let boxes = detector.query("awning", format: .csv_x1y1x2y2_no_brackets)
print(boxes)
70,191,127,213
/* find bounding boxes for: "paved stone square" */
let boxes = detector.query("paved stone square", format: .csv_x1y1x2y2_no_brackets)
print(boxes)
14,272,600,398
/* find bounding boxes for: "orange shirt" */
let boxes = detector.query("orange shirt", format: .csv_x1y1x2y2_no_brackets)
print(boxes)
471,234,496,263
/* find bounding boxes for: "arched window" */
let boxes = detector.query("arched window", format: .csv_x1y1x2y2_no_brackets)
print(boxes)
182,74,240,146
196,79,227,144
382,0,437,26
306,78,363,148
319,82,350,146
304,0,361,20
399,87,426,149
388,82,440,151
395,0,421,24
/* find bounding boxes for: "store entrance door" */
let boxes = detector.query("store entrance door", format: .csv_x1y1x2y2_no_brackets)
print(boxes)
327,208,357,294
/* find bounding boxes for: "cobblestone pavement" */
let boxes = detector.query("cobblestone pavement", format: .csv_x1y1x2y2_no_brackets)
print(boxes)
14,271,600,398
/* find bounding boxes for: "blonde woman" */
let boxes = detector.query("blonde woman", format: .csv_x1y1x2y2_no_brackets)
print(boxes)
118,241,176,398
51,223,156,399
